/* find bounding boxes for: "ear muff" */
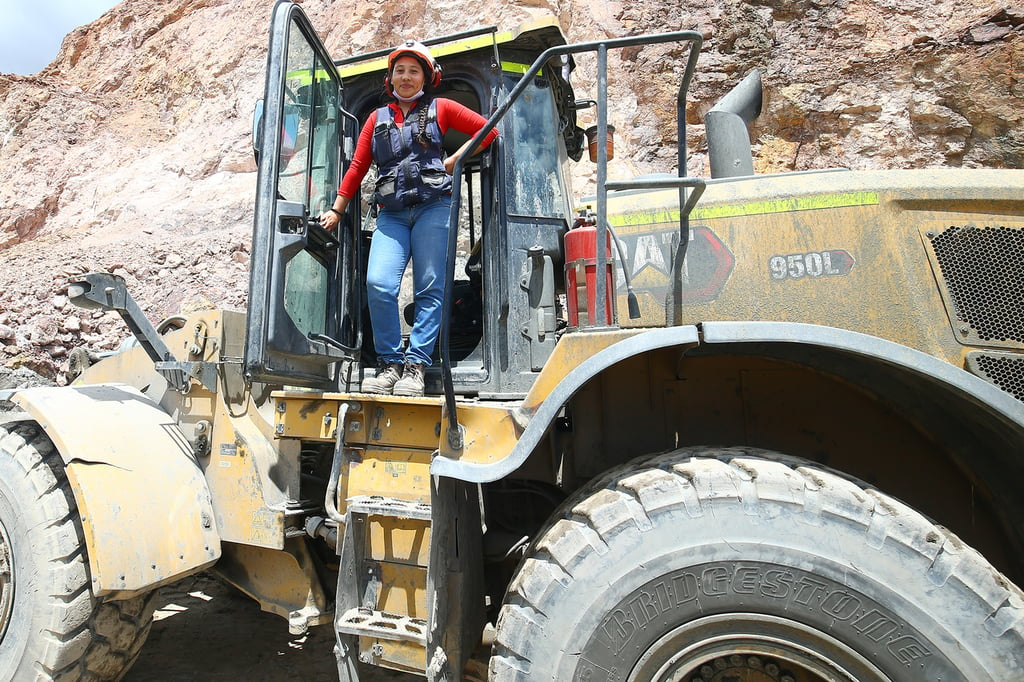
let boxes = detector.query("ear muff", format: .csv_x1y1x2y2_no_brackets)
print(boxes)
428,61,442,87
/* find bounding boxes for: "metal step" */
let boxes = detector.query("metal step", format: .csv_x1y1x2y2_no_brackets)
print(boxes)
335,606,428,644
347,495,432,520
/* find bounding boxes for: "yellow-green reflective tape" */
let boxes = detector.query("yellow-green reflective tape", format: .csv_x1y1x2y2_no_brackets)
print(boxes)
339,30,518,79
610,191,880,226
286,67,336,85
502,61,542,76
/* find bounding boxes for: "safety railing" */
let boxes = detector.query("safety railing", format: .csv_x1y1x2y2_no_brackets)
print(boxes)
441,31,705,450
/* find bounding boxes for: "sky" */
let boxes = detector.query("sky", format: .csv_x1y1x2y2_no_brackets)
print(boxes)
0,0,122,75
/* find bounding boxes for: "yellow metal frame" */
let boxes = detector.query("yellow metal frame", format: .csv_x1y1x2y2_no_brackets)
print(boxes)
214,539,332,634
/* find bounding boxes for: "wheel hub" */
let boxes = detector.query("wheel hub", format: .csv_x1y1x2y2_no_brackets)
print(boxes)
0,518,14,642
688,653,797,682
628,613,887,682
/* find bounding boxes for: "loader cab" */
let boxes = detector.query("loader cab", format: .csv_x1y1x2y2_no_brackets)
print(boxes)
245,1,581,395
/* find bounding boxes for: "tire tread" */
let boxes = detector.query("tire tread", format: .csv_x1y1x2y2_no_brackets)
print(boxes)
491,446,1024,681
0,422,155,681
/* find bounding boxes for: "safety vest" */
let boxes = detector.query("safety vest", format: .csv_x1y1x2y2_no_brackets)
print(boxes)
371,99,452,210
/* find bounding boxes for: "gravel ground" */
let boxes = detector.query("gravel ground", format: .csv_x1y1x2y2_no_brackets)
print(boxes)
127,573,419,682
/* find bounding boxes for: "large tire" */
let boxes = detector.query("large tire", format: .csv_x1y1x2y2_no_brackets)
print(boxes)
490,447,1024,681
0,421,157,681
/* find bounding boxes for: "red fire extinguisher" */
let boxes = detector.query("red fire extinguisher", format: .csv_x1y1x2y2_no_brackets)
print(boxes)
564,208,613,327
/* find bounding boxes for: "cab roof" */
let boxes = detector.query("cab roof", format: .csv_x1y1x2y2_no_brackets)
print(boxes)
335,15,568,79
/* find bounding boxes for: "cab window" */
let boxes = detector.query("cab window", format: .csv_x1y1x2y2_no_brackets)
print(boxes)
504,73,571,218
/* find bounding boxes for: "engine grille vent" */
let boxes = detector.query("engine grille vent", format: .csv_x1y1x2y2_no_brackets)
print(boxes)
927,225,1024,348
966,351,1024,403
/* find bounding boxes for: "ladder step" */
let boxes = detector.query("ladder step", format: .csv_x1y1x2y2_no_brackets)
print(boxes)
336,607,427,644
348,495,432,520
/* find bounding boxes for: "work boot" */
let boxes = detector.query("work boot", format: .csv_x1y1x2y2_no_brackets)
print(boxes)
393,362,425,397
361,361,403,394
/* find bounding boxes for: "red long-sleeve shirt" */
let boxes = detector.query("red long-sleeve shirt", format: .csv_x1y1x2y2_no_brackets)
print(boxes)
337,98,499,200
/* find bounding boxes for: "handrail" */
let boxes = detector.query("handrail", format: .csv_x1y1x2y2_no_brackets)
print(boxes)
440,31,704,452
604,176,706,215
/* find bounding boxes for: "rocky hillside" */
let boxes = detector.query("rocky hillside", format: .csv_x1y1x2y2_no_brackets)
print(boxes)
1,0,1021,381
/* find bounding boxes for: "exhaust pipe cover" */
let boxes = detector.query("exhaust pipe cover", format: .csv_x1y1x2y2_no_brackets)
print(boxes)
706,70,763,179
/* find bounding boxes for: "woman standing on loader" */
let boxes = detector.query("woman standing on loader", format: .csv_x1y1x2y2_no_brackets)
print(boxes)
320,40,497,397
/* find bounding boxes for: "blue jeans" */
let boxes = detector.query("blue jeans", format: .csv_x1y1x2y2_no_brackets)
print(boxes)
366,195,452,366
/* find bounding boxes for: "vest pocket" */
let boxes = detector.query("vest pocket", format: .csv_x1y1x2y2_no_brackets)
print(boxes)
421,168,449,188
375,173,397,198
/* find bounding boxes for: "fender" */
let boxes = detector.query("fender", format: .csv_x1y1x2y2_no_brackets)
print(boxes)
433,320,1024,484
700,320,1024,562
11,383,220,598
431,326,701,481
700,320,1024,429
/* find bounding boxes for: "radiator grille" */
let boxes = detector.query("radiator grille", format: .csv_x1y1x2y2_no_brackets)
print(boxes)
966,351,1024,403
927,225,1024,347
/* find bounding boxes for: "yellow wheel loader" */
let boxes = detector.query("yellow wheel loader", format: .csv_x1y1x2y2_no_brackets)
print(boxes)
2,0,1023,679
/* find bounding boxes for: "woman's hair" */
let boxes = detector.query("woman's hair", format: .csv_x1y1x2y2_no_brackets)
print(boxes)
414,102,430,147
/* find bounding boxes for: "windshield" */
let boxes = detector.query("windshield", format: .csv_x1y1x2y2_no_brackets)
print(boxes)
503,73,571,218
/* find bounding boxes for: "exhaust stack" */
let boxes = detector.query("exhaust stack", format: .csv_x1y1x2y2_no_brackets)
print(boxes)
706,70,763,179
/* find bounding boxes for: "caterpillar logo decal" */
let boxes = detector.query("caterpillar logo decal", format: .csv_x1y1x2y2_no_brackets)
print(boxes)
615,226,734,305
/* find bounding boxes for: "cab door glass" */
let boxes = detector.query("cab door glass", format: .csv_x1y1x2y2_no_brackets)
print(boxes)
278,26,340,214
245,2,355,388
279,26,340,339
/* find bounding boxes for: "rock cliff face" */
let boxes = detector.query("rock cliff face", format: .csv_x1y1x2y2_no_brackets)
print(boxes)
0,0,1021,380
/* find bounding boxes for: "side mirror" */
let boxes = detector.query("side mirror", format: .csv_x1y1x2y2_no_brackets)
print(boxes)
252,100,264,163
251,99,300,168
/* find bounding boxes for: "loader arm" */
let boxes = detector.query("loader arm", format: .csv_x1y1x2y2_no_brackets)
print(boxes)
67,272,213,392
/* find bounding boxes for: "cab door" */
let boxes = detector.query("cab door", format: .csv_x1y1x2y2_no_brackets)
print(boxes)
245,0,360,388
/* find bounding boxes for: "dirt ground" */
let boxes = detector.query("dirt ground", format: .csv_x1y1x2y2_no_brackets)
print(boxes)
125,572,419,682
